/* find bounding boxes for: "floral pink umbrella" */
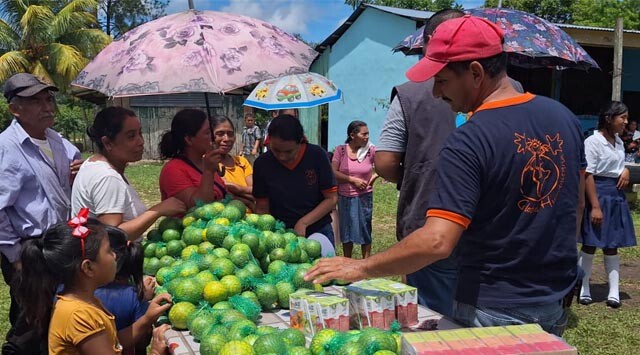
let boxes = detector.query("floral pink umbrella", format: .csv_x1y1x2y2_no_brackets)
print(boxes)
71,10,318,97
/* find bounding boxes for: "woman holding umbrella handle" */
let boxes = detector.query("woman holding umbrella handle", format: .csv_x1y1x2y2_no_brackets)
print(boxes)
159,109,227,209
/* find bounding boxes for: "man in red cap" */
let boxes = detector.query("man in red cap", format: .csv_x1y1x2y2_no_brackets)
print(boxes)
306,15,584,335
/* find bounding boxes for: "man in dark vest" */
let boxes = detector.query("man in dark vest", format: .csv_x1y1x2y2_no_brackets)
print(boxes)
376,9,524,318
374,9,463,317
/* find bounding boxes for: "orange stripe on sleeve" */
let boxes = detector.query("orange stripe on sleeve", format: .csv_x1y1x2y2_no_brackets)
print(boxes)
322,186,338,194
426,209,471,229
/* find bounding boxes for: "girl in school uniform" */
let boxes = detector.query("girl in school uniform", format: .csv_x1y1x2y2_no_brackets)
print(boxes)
579,101,637,308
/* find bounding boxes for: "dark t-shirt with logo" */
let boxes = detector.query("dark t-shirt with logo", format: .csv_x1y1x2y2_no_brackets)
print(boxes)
253,143,336,235
427,93,586,307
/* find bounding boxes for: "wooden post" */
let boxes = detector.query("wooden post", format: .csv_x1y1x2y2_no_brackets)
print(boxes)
612,17,624,101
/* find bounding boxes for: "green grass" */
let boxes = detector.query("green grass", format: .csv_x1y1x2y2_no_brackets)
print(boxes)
0,164,637,354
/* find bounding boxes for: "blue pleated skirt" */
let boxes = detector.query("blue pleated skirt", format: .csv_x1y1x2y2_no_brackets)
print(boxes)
580,176,637,248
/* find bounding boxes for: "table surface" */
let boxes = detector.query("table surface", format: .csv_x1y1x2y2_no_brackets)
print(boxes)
165,286,461,355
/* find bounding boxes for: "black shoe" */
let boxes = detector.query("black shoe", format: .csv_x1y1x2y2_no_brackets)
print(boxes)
606,298,621,308
579,296,593,305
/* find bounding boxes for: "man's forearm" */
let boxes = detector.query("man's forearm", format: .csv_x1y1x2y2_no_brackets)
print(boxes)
361,219,461,278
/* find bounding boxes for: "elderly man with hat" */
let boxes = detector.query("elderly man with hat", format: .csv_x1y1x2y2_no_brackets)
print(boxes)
0,73,82,350
306,16,584,335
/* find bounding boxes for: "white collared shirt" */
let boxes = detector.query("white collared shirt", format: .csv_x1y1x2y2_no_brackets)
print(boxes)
584,131,625,177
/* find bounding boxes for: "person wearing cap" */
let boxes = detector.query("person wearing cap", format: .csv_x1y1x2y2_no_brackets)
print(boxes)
375,9,463,318
0,73,83,347
306,15,584,336
376,9,525,318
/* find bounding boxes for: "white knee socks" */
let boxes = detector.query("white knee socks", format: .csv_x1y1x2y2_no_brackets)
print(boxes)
604,254,620,302
578,251,594,299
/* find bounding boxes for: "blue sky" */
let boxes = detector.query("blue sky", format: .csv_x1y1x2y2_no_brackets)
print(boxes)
166,0,485,43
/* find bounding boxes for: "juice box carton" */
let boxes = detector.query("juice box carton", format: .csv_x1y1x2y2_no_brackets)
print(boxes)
402,326,577,355
289,290,349,336
401,331,453,355
365,278,419,326
345,282,396,330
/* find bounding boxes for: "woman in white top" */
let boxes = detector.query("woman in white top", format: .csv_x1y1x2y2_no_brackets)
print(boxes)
579,101,637,308
72,107,185,239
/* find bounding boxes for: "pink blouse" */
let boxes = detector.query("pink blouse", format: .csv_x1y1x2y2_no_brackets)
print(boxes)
332,144,375,197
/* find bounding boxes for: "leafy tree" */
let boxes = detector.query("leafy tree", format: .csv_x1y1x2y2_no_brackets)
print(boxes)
345,0,460,11
571,0,640,30
98,0,169,38
482,0,577,23
0,0,111,90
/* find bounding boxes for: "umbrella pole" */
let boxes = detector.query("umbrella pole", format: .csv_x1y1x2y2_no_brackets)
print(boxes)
204,91,215,145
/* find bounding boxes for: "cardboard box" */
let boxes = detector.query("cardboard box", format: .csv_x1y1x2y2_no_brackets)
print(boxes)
366,279,419,326
289,290,349,336
345,279,418,328
402,325,577,355
345,282,396,329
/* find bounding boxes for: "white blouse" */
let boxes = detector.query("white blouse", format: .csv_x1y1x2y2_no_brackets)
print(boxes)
584,131,625,178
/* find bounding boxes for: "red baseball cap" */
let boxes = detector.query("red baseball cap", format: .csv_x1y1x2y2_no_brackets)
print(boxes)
406,15,504,82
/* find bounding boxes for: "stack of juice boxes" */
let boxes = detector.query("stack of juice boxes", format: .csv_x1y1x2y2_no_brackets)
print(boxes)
344,278,419,330
401,324,577,355
289,290,350,336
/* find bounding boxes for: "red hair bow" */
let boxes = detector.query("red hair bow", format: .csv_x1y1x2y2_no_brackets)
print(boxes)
68,208,90,258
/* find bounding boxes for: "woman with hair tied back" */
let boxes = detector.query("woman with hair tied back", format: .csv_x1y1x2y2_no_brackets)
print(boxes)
579,101,637,309
72,107,186,239
210,114,256,210
158,109,227,208
331,120,378,259
14,211,172,354
253,114,338,242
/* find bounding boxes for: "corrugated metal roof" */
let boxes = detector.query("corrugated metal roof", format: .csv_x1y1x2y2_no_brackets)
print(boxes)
556,23,640,35
367,4,433,20
315,3,431,54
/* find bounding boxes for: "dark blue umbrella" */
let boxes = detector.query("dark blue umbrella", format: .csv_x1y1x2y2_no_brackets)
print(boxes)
393,8,600,70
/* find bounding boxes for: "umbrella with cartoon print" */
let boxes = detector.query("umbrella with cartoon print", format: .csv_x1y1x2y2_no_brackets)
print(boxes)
243,72,342,110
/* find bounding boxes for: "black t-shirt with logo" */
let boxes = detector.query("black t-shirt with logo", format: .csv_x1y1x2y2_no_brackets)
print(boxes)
427,94,586,307
253,143,336,235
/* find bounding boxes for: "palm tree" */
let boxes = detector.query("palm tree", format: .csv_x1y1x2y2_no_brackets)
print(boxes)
0,0,111,91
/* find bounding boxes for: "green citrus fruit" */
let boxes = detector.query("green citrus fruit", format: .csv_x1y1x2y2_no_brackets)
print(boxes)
218,340,254,355
253,334,287,355
198,241,215,254
181,245,200,260
173,278,204,304
159,217,183,233
210,258,236,278
212,247,229,258
220,275,242,296
203,280,228,304
166,239,184,257
168,302,196,330
162,228,181,242
143,243,157,258
280,328,306,347
146,229,162,242
205,224,228,247
199,333,226,355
